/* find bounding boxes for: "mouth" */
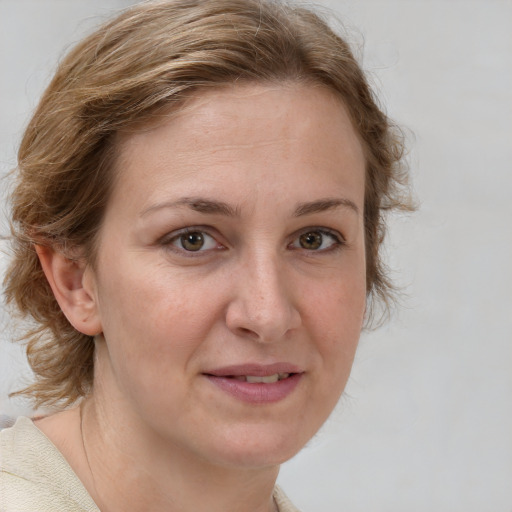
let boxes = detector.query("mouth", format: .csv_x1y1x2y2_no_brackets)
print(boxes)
204,363,301,381
203,364,303,403
230,373,291,383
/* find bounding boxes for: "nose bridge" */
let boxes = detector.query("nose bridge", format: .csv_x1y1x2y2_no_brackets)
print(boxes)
249,248,286,312
226,245,301,341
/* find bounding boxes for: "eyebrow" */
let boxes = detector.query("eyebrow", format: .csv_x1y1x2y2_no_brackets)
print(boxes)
294,198,359,217
141,196,359,218
141,197,240,217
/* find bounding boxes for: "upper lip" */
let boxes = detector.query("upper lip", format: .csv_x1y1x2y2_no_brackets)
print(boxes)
204,363,302,377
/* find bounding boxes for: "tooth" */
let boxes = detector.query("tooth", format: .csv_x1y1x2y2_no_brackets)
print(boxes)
246,374,279,383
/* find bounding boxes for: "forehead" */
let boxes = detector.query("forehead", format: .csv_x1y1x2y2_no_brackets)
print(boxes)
118,81,361,148
111,82,365,209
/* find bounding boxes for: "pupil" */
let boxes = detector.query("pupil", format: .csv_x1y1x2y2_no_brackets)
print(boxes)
181,232,204,251
300,232,322,250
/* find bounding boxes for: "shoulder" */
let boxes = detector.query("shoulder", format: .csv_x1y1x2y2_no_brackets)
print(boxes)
0,416,99,512
273,485,303,512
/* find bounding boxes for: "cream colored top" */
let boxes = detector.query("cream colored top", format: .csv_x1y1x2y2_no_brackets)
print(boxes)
0,416,300,512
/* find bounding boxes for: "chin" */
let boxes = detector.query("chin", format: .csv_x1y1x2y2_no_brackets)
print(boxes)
198,422,315,470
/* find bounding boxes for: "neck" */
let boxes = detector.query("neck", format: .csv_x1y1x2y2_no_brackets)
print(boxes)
78,396,280,512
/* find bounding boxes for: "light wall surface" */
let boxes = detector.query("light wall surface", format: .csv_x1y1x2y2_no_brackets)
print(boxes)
1,1,511,511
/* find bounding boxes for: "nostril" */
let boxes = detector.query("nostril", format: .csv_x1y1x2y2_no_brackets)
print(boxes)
225,291,301,342
237,326,258,338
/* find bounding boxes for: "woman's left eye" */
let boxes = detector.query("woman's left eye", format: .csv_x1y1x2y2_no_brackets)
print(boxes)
290,229,342,251
167,230,220,252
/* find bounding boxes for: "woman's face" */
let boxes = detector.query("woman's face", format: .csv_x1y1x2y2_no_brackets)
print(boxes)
85,83,367,468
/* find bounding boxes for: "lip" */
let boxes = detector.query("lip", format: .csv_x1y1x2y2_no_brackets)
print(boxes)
203,363,304,404
205,362,302,377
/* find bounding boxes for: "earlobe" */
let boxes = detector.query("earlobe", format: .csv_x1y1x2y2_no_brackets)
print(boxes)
35,245,102,336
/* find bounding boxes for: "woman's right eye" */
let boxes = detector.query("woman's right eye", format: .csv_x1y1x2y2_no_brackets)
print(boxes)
165,230,221,253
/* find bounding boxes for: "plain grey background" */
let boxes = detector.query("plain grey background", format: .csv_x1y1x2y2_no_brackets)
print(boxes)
1,1,511,511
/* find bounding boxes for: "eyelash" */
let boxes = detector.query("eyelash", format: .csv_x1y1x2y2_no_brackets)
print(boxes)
288,228,345,253
159,226,345,255
159,227,224,255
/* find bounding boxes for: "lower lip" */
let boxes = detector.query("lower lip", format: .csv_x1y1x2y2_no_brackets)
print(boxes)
205,373,302,404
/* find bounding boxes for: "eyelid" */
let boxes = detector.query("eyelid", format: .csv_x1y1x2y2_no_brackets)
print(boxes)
157,225,345,255
159,226,225,253
289,227,346,251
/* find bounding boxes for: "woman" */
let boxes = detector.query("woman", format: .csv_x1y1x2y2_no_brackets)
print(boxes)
0,0,409,510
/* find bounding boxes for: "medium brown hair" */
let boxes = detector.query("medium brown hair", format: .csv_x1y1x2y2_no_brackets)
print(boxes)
4,0,411,409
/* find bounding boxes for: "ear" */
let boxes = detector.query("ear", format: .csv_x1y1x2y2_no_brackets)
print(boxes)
36,245,102,336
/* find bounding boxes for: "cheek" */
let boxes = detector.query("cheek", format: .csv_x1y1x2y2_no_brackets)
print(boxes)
94,276,195,406
95,258,222,369
309,265,366,332
306,270,366,377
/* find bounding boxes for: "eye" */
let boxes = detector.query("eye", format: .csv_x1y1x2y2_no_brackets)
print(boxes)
167,230,221,252
290,229,342,251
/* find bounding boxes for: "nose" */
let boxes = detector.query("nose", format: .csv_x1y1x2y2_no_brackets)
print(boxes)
225,251,302,343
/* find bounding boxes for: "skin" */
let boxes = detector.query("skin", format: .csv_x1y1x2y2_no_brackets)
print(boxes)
36,82,367,512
